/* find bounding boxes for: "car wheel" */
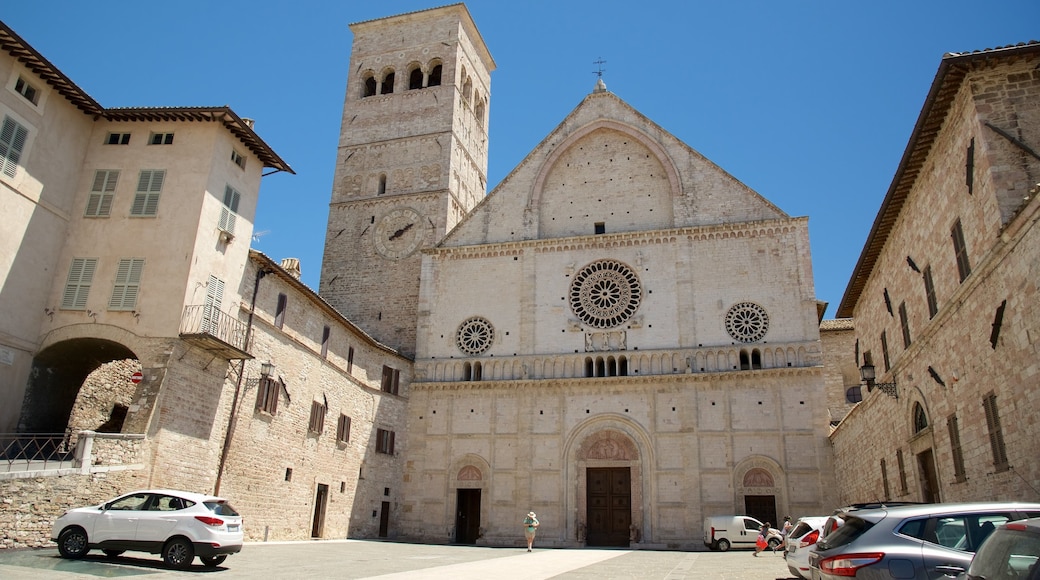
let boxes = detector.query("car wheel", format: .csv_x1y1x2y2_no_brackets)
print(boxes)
768,538,781,550
103,549,125,558
717,538,731,552
162,537,194,569
57,527,90,559
200,555,227,568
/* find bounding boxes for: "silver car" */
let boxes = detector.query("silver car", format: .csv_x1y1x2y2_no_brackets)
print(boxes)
808,502,1040,579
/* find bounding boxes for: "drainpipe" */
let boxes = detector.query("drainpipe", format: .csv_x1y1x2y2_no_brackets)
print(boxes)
214,266,271,495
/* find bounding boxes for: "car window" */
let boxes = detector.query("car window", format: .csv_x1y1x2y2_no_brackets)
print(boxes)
967,528,1040,580
204,500,240,516
818,516,872,550
935,517,969,550
968,515,1010,550
901,513,1011,552
152,495,193,511
108,493,150,511
790,522,813,538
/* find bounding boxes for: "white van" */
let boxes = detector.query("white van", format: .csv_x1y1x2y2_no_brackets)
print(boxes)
703,515,780,551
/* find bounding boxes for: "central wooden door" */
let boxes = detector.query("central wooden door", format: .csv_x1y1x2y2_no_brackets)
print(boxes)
586,467,631,546
454,489,481,544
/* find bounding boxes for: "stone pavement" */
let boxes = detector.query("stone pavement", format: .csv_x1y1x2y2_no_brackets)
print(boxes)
0,540,798,579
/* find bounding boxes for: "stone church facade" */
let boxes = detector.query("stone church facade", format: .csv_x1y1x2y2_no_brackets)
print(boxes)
319,5,837,549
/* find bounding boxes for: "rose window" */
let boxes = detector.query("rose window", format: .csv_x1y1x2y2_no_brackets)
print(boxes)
569,260,642,329
456,316,494,355
725,302,769,343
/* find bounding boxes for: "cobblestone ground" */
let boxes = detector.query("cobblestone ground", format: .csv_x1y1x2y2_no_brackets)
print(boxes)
0,540,799,580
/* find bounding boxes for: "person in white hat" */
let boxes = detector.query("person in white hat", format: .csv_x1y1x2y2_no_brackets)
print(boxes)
522,511,540,551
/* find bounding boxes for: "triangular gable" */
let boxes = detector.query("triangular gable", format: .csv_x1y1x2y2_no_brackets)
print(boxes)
441,89,788,248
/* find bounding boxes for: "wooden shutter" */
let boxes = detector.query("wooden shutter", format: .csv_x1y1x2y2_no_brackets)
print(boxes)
1,116,29,178
131,170,165,216
62,258,98,309
109,258,144,309
86,170,119,217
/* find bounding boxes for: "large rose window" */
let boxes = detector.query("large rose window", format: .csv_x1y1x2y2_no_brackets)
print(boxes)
569,260,642,329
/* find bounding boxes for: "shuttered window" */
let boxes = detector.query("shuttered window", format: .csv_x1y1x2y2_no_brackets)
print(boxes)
983,392,1008,471
219,185,241,235
130,170,165,216
896,449,908,494
336,414,351,443
923,265,938,318
86,170,119,217
109,258,144,310
255,377,278,415
61,258,98,310
1,116,29,178
202,276,224,334
381,365,400,395
376,429,395,454
947,414,966,483
952,219,971,282
309,400,327,434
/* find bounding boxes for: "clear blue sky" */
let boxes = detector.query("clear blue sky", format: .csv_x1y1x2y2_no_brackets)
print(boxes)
5,1,1037,317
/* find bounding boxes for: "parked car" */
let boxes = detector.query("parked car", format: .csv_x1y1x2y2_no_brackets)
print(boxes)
51,489,243,569
808,502,1040,579
964,517,1040,580
784,516,829,579
704,515,782,551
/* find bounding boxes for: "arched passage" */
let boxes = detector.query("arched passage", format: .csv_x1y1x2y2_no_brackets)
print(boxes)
21,337,138,433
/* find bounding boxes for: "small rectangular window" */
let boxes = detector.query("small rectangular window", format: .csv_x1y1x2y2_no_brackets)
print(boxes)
983,392,1008,471
255,377,279,415
14,76,39,105
131,170,165,216
594,222,605,235
923,265,938,318
106,133,131,145
966,138,975,195
1,115,30,178
149,132,174,145
347,347,355,373
231,149,246,169
309,400,326,434
321,325,331,359
376,428,395,454
336,414,351,443
85,170,119,217
285,467,293,482
948,414,966,483
109,258,144,310
952,219,971,283
275,293,287,329
898,302,911,349
61,257,98,310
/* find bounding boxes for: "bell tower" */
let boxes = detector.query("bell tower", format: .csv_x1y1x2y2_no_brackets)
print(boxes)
319,5,494,357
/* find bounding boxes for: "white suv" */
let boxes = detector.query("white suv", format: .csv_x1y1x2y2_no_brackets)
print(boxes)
51,489,243,569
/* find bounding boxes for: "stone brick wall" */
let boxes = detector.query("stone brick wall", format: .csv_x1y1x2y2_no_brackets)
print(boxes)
67,359,139,434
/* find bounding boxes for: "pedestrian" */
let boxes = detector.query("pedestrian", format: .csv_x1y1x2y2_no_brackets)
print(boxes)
779,516,793,552
523,511,539,551
754,523,768,557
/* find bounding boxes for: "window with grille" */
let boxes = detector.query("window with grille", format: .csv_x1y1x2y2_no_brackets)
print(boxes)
14,76,39,105
149,132,174,145
952,220,971,282
947,414,966,483
896,450,908,494
1,115,29,178
106,132,130,145
309,400,326,434
86,170,119,217
255,377,278,415
336,414,351,443
381,365,400,395
109,258,144,310
923,265,938,318
376,429,395,454
983,392,1008,471
131,170,165,216
61,258,98,310
219,185,241,235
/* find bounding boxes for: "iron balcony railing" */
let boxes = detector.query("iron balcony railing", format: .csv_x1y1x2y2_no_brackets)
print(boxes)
179,304,252,359
0,433,75,472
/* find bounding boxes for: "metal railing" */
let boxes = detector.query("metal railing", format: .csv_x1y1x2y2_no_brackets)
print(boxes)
179,304,251,353
0,433,75,472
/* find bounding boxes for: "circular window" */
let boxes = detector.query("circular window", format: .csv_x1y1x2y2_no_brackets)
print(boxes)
569,260,642,329
456,317,494,355
725,302,769,343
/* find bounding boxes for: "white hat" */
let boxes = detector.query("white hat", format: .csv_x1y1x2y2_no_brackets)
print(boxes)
527,512,536,518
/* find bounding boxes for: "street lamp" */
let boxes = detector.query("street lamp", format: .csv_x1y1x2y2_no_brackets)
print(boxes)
260,361,274,378
860,363,898,399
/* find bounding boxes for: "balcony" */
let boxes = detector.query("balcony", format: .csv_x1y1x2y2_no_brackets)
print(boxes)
179,304,253,360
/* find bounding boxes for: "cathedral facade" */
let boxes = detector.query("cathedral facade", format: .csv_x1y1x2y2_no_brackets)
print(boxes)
319,5,837,548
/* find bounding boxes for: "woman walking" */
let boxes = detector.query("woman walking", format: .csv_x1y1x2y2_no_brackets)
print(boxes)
522,511,539,551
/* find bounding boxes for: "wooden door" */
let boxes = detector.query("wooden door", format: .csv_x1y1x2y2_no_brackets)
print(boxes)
454,489,481,544
311,484,328,538
744,495,777,529
918,449,941,503
586,467,631,546
378,501,390,537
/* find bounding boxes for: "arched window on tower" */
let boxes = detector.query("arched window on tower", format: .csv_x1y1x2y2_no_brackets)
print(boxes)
428,63,442,86
377,174,387,195
408,65,423,90
362,73,377,98
463,77,472,104
474,99,485,128
380,69,395,94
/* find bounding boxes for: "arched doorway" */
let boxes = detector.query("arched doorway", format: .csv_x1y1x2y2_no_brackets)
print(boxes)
449,455,491,545
735,458,785,529
21,338,138,433
577,429,640,547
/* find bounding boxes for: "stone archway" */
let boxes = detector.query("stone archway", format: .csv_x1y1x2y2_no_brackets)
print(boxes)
734,457,785,528
576,429,641,547
447,454,491,545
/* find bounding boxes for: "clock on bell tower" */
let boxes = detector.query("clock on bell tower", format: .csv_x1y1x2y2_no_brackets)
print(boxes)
318,5,495,357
